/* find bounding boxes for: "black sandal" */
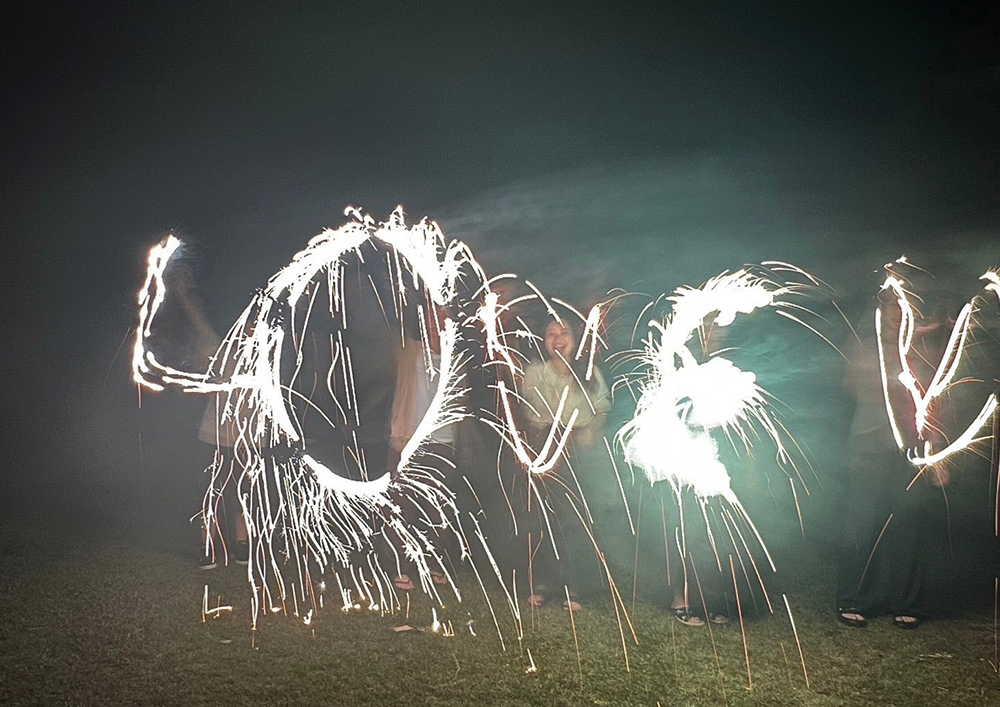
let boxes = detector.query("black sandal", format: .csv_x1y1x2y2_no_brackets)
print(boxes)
837,609,867,628
672,607,705,627
893,614,921,629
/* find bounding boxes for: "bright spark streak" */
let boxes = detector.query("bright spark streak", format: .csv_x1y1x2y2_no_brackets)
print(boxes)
525,648,538,674
907,395,998,467
783,594,810,688
565,583,583,684
730,555,752,691
201,585,233,621
132,235,183,391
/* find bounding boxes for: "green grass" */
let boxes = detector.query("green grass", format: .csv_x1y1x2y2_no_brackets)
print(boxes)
2,522,999,707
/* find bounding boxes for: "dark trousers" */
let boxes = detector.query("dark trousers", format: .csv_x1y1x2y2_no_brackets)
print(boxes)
656,488,749,615
391,442,457,578
492,425,603,601
836,432,935,617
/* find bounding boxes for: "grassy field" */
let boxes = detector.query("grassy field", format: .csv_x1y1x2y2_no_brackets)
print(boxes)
2,514,999,707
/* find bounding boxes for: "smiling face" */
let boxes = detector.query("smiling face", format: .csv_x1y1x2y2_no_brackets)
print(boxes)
544,321,575,364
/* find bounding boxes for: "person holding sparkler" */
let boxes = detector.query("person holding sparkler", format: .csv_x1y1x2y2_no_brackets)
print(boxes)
161,259,252,570
661,315,734,628
614,264,838,628
516,318,611,610
836,292,953,629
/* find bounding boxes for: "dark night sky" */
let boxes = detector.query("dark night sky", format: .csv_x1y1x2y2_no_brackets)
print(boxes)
2,2,998,521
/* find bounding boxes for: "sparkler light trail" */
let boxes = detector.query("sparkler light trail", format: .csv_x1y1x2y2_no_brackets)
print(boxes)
612,263,831,610
876,259,999,470
134,205,627,650
616,264,819,503
134,207,506,628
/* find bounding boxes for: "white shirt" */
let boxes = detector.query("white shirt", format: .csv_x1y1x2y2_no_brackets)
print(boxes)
520,360,610,429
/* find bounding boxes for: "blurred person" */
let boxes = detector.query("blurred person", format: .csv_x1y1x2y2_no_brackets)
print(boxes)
513,318,611,611
836,293,953,629
165,260,251,570
660,313,733,627
389,303,457,591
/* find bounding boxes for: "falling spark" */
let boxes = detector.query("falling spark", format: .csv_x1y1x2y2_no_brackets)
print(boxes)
525,648,538,674
565,584,583,685
993,402,1000,539
789,478,804,537
783,594,809,688
730,555,752,691
202,585,233,622
780,642,793,688
690,556,727,704
855,513,894,604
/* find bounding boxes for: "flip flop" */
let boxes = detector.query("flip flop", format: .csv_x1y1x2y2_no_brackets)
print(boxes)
430,570,449,586
672,607,705,627
837,610,867,628
893,615,921,629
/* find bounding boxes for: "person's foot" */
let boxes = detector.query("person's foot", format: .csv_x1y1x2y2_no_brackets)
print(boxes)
198,548,217,571
893,614,921,629
430,569,448,586
233,541,250,566
837,610,867,628
672,607,705,627
708,612,729,625
393,574,415,591
527,593,546,608
563,598,581,612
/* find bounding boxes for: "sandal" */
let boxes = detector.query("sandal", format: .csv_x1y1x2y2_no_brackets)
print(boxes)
393,574,415,591
893,615,921,630
563,598,582,612
708,612,729,625
837,610,867,628
430,570,448,586
672,607,705,627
